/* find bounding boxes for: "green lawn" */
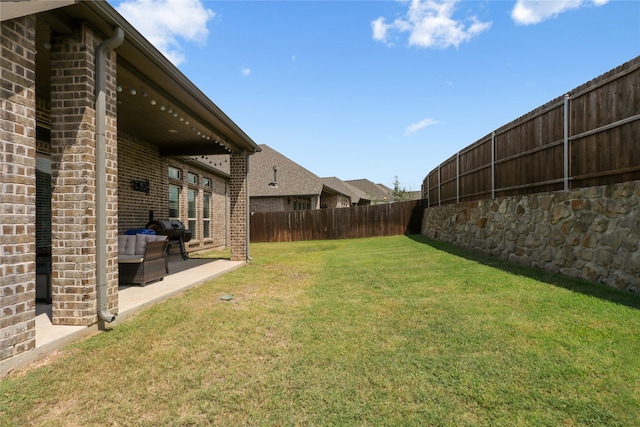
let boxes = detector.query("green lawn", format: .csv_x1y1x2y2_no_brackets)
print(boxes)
2,235,639,426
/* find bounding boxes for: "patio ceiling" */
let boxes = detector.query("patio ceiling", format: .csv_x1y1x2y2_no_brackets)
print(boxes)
30,0,259,156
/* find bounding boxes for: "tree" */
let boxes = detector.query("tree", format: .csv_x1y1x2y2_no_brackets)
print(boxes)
391,175,412,202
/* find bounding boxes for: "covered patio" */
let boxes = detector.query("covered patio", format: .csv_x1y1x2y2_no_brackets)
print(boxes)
2,256,244,377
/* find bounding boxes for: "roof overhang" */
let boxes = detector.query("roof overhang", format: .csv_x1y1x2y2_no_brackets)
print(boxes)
0,0,77,21
6,0,261,156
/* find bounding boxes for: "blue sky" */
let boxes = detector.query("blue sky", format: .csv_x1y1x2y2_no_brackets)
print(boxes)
108,0,640,191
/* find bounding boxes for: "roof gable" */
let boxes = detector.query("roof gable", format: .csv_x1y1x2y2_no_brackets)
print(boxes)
321,177,368,204
249,145,323,197
345,179,392,202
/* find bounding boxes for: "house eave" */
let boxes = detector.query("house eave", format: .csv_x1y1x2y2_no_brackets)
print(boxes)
21,0,261,156
0,0,78,22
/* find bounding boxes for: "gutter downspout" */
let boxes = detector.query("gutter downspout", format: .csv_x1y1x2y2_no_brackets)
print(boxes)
96,27,124,323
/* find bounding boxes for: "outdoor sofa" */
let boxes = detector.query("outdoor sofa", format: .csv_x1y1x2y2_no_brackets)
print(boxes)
117,234,169,286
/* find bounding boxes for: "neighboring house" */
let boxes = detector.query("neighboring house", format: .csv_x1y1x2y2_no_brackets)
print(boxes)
1,1,260,362
248,144,343,212
345,179,393,204
320,177,371,207
205,146,372,212
208,144,357,213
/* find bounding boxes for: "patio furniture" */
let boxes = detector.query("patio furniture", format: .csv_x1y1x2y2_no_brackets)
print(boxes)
118,234,169,286
146,219,192,260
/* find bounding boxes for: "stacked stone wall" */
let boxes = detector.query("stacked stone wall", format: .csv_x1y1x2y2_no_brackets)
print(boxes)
422,180,640,293
0,16,37,360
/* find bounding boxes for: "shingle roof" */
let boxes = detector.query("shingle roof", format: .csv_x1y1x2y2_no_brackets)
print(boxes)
345,179,392,202
248,145,323,197
199,149,383,203
320,177,368,204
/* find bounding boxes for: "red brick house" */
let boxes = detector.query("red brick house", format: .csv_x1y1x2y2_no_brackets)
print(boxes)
1,1,260,362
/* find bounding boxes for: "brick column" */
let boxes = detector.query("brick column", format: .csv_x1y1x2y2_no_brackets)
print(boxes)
102,36,120,316
0,16,37,360
49,24,119,325
229,151,249,261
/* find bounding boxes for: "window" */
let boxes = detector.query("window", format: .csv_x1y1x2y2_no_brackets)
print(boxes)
203,192,211,238
203,177,211,188
188,188,197,237
293,197,312,210
169,184,180,218
168,166,181,180
187,172,197,185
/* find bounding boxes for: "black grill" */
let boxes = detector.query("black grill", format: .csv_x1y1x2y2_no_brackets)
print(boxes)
146,220,192,259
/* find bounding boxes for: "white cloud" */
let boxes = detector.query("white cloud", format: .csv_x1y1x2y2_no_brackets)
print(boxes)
511,0,610,25
372,0,491,49
116,0,215,65
404,117,439,136
241,67,251,77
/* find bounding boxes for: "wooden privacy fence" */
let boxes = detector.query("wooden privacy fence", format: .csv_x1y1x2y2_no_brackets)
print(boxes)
250,200,427,243
423,56,640,205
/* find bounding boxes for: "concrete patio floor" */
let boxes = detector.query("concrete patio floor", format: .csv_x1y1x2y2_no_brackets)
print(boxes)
1,256,245,377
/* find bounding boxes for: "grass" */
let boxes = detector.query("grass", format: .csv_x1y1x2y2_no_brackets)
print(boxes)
1,235,639,426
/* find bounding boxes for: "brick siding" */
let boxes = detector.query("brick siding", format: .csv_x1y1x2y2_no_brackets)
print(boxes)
250,197,288,213
118,139,229,250
49,24,119,325
229,152,249,261
0,16,37,360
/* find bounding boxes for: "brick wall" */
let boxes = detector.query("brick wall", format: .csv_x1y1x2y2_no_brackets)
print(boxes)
117,140,229,250
118,134,166,231
250,197,288,213
0,16,37,360
321,193,351,209
167,158,229,251
104,45,119,313
229,152,249,261
422,180,640,293
210,175,229,248
49,24,120,325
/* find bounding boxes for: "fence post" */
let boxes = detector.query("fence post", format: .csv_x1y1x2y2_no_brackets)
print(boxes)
491,131,496,199
564,93,570,190
427,174,430,207
438,165,441,206
456,152,460,204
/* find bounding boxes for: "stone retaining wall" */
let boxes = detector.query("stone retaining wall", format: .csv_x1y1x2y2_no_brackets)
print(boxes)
422,180,640,293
